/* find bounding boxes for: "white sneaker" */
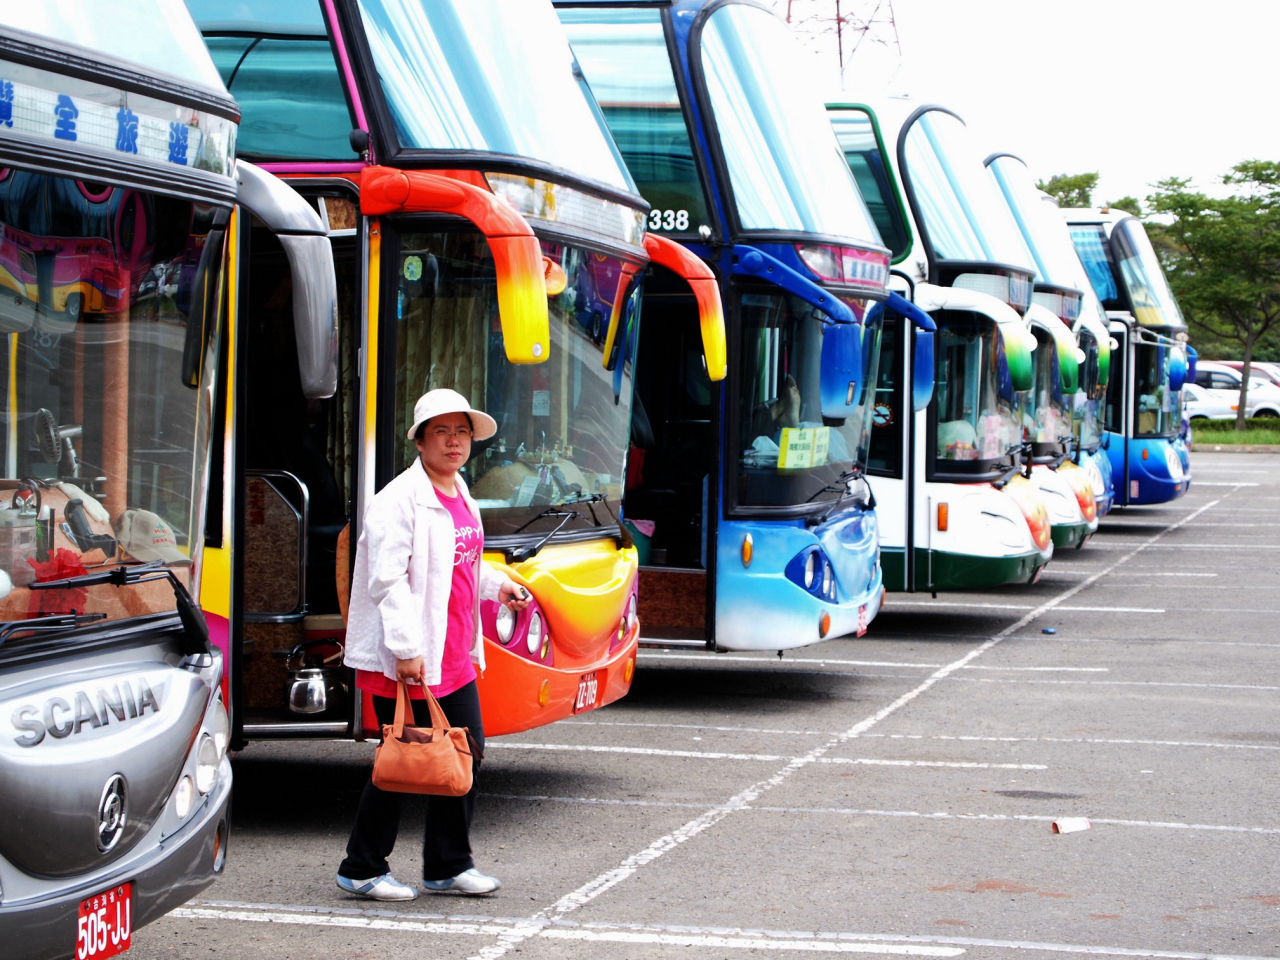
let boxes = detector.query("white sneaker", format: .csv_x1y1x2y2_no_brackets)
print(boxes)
335,872,418,901
422,867,501,895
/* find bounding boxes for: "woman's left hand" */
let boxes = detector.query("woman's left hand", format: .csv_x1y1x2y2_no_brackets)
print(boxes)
499,579,532,612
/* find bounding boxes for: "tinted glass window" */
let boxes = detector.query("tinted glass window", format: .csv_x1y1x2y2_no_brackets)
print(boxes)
829,107,910,261
561,8,712,235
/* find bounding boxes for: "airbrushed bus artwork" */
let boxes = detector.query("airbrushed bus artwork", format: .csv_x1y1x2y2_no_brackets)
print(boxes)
190,0,725,741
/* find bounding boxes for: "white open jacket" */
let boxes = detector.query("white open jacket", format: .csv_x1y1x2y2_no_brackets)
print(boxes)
343,458,505,686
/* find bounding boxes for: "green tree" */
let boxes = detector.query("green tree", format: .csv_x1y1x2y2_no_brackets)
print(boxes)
1105,195,1142,216
1147,161,1280,428
1036,172,1098,208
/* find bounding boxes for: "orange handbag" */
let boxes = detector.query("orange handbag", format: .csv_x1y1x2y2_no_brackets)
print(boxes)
371,681,475,796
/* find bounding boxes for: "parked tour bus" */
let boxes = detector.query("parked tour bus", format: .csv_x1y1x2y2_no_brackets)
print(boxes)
986,153,1104,541
190,0,725,740
828,100,1052,592
0,4,338,956
1065,208,1191,506
561,0,905,650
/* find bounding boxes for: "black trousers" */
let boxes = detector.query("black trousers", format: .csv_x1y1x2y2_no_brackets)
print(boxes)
339,680,484,882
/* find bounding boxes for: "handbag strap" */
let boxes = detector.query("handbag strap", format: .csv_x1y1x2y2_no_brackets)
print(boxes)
395,679,453,731
393,680,411,735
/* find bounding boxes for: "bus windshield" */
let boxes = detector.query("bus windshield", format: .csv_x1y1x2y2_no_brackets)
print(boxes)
390,229,639,539
988,155,1083,289
188,0,355,160
698,4,880,240
732,291,881,509
1069,223,1122,310
560,7,714,236
354,0,633,192
3,2,226,92
1133,338,1182,438
933,312,1019,472
0,172,223,627
903,110,1031,268
1112,219,1187,330
1024,326,1069,455
829,107,911,260
1075,324,1105,452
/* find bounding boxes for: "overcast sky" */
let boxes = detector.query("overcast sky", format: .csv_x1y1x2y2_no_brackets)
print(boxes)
775,0,1280,207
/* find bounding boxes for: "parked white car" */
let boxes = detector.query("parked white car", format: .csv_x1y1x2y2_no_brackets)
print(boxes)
1181,382,1236,420
1193,361,1280,418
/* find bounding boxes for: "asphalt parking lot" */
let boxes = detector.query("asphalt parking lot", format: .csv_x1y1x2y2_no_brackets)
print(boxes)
133,451,1279,960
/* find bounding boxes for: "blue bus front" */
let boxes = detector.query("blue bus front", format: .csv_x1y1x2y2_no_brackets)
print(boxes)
561,0,891,649
1069,213,1191,506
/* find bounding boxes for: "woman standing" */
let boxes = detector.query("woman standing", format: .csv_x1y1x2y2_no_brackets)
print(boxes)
337,389,530,900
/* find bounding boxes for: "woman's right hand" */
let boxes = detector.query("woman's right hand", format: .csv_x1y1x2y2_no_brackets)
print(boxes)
395,655,427,686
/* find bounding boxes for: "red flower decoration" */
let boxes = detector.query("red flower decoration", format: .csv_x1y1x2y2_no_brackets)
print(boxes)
27,548,89,616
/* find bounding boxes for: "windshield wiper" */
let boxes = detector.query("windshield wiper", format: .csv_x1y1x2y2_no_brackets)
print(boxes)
0,612,108,647
27,560,210,654
804,468,861,504
805,469,875,528
992,443,1025,489
509,509,583,562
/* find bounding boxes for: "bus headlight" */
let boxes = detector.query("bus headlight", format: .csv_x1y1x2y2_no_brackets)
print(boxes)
822,561,834,598
212,697,229,760
172,776,194,819
626,593,638,631
496,604,516,644
196,735,219,795
526,612,544,658
804,552,817,588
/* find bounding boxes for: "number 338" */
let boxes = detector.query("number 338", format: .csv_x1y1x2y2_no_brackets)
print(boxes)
648,208,689,231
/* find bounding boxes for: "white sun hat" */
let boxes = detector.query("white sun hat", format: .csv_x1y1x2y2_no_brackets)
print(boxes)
406,388,498,441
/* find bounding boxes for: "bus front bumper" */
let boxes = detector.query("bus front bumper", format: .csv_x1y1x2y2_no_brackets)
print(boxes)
0,767,231,960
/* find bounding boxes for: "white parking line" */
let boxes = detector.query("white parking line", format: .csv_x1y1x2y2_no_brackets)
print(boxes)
479,794,1280,835
885,601,1167,613
466,498,1226,960
638,653,1109,672
871,675,1280,692
169,903,1280,960
882,733,1280,751
166,907,965,955
488,743,1047,770
1027,636,1280,648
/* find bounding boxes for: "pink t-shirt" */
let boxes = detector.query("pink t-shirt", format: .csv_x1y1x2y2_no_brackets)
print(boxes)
356,486,483,700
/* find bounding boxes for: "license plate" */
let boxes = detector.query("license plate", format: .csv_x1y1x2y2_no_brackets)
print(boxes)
855,604,869,637
77,882,132,959
573,672,602,714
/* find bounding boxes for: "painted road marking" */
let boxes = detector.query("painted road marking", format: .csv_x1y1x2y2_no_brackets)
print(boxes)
165,907,965,955
487,743,1046,770
884,602,1167,613
638,653,1109,672
176,903,1280,960
479,794,1280,835
466,498,1226,960
563,721,1280,751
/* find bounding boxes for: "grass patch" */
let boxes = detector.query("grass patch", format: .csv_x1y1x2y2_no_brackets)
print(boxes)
1191,418,1280,445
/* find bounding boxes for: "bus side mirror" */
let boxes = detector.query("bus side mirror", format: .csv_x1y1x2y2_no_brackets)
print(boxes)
1168,350,1188,393
819,321,863,421
236,160,339,397
644,233,726,380
361,166,550,364
1186,345,1198,384
913,329,935,412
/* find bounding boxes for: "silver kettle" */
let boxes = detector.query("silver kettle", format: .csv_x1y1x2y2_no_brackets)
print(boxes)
279,639,346,716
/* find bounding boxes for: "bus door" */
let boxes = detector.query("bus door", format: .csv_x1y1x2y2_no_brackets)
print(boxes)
233,180,357,741
1105,318,1130,504
625,267,718,647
